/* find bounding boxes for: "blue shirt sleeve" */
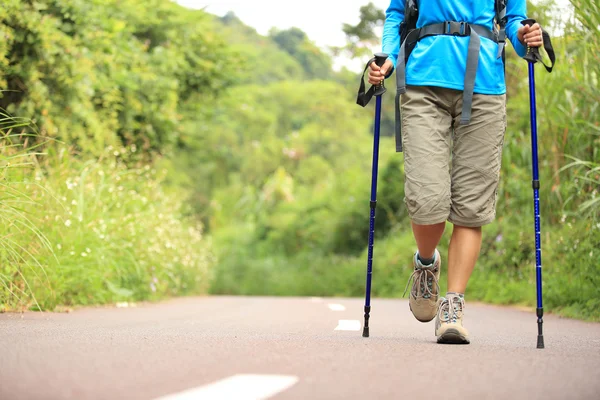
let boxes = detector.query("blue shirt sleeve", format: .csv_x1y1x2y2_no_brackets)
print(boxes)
505,0,528,57
382,0,405,69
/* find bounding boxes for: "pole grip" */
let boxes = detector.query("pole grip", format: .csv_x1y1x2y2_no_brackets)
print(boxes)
521,18,536,26
521,19,540,63
374,53,387,67
373,53,388,96
356,53,388,105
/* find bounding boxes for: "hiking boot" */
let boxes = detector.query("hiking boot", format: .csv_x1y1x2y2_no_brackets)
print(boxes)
403,249,441,322
435,295,470,344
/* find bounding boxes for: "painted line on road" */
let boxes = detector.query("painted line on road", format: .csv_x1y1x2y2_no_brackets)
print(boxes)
327,303,346,311
310,297,323,303
155,374,299,400
334,320,361,331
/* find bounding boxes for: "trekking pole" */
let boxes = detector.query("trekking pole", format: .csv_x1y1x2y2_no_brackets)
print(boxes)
520,19,556,349
355,52,388,338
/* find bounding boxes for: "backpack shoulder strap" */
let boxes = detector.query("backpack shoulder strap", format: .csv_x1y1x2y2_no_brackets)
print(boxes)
394,0,419,152
495,0,507,59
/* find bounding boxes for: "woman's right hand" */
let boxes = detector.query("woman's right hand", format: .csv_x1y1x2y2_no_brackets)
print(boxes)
368,58,394,85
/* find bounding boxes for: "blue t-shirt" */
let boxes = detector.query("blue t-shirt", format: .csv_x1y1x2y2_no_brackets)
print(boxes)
382,0,528,95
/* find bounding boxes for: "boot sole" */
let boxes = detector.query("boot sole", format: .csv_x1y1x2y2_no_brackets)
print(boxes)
437,328,470,345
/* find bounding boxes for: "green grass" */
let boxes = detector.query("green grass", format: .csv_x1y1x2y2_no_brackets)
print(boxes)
0,114,214,311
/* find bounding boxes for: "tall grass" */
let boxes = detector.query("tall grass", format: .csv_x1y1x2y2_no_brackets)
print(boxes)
0,111,53,311
560,0,600,222
1,110,215,311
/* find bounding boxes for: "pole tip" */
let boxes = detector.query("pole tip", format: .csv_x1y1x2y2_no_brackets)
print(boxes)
362,327,369,338
537,335,545,349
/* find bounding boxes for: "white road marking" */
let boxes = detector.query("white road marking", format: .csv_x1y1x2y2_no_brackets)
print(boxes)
310,297,323,303
155,374,299,400
327,303,346,311
334,320,361,331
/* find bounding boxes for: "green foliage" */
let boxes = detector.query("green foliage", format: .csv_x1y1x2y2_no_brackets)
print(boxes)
36,147,214,308
335,2,386,60
180,78,373,233
206,0,600,322
468,216,600,322
1,0,599,322
217,12,306,84
270,27,334,79
0,114,54,312
215,13,338,84
0,111,213,311
0,0,235,156
558,0,600,221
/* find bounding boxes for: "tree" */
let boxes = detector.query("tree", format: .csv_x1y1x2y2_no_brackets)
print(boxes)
0,0,235,157
270,27,333,79
333,2,385,60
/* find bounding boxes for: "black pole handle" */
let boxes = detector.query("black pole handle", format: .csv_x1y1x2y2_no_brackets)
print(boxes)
374,52,387,68
521,19,540,63
356,53,389,106
373,53,388,96
521,18,537,26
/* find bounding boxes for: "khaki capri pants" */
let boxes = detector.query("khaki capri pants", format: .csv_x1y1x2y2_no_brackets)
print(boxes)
400,85,507,227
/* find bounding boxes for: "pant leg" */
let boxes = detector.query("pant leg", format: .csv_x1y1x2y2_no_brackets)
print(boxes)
401,86,454,225
448,93,507,227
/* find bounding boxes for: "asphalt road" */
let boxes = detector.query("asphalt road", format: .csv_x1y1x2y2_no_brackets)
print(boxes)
1,296,600,400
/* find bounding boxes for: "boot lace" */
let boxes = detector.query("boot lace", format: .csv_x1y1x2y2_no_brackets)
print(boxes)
403,263,440,300
438,296,464,324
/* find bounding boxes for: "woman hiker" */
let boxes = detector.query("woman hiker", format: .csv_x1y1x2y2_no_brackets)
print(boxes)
368,0,544,344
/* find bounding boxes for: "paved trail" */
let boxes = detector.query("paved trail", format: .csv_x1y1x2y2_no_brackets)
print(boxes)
1,296,600,400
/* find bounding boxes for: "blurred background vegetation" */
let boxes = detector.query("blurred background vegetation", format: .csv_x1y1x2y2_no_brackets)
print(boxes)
1,0,598,320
